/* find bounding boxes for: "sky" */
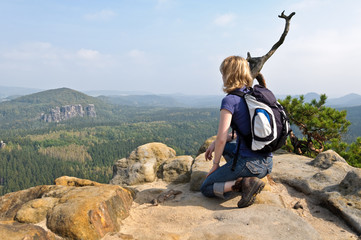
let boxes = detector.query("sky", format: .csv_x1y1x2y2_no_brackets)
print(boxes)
0,0,361,97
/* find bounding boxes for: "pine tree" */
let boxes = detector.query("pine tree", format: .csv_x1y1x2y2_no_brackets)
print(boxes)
279,94,351,156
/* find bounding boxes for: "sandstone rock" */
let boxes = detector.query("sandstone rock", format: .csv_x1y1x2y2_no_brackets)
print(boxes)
41,104,96,122
309,161,350,191
0,178,134,240
110,142,176,185
54,176,103,186
271,153,350,194
151,189,183,206
271,151,361,235
309,149,347,169
115,180,326,240
320,169,361,234
85,104,97,117
189,153,227,191
162,156,193,183
42,185,74,198
46,185,133,240
338,169,361,197
323,192,361,235
197,135,216,155
0,221,56,240
15,197,58,223
191,205,322,240
189,153,214,191
128,142,176,162
0,185,58,221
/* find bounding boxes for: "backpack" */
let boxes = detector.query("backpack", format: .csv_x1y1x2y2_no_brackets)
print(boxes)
228,85,291,170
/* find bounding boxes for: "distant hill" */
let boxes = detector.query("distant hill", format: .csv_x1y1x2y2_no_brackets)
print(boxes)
1,85,360,108
326,94,361,108
13,87,101,106
85,90,152,96
100,95,182,107
100,94,223,108
172,95,222,108
277,92,322,104
277,92,361,108
0,88,112,130
303,92,322,103
100,92,360,109
340,105,361,142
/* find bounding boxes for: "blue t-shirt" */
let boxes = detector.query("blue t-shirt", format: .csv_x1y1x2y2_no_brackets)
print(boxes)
221,87,271,158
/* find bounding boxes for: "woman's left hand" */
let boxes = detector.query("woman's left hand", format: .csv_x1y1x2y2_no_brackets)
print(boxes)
205,141,215,160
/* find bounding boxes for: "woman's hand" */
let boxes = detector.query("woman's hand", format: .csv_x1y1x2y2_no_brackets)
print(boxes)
205,141,215,160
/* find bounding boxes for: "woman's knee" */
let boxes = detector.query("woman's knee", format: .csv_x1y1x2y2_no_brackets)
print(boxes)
200,184,214,198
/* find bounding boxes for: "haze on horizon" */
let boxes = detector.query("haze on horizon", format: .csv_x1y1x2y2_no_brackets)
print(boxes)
1,0,361,98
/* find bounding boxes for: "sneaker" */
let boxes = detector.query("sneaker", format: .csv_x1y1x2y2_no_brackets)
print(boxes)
237,177,265,208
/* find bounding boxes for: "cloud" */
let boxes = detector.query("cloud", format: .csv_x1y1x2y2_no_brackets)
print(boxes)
128,49,147,63
0,42,120,90
289,0,323,10
155,0,174,9
157,0,169,5
76,49,99,60
84,10,116,21
0,42,115,71
214,13,236,27
2,42,54,60
263,24,361,97
128,49,145,58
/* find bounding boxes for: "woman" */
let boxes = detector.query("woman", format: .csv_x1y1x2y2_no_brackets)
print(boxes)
200,56,273,208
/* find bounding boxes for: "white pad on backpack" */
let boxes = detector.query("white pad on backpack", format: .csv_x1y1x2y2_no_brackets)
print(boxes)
244,95,277,151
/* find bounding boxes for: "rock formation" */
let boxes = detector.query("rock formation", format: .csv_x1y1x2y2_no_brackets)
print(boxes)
271,149,361,235
85,104,97,117
0,222,56,240
110,142,179,186
40,104,96,122
0,176,133,240
161,155,193,183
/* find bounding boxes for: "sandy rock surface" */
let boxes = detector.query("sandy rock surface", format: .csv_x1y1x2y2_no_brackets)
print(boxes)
272,150,361,234
103,178,359,240
103,150,360,240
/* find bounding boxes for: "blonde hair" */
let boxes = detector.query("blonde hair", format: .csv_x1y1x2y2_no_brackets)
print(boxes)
220,56,253,93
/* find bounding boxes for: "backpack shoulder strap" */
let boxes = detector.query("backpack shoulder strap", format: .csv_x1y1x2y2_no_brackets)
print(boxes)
227,90,249,171
228,91,246,98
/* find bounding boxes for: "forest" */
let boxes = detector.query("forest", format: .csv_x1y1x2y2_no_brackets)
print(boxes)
0,101,219,195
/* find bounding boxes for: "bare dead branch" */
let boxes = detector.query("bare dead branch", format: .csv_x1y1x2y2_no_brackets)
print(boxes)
247,11,296,78
289,130,325,155
290,131,304,154
255,73,267,88
307,140,324,153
